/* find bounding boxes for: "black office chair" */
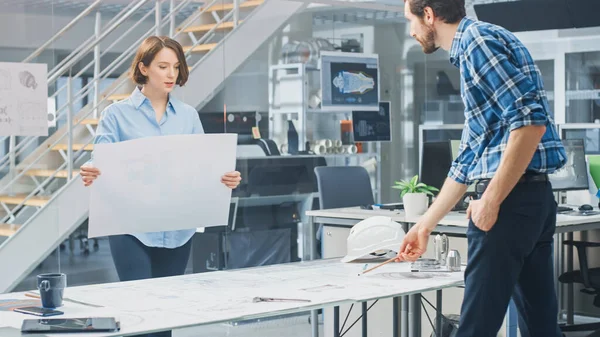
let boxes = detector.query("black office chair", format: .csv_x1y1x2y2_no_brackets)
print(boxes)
313,166,375,258
559,240,600,336
314,166,375,210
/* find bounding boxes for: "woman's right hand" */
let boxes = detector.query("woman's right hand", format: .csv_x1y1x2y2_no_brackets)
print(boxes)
80,165,101,187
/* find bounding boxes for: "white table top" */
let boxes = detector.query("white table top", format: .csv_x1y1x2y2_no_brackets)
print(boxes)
306,205,600,231
0,259,464,336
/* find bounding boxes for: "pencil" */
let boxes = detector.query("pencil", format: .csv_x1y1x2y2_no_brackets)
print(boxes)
359,257,396,275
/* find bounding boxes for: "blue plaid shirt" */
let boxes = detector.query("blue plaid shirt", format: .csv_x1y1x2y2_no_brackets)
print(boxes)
448,17,567,185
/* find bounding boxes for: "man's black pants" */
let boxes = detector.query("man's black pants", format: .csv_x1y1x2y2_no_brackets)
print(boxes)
455,180,562,337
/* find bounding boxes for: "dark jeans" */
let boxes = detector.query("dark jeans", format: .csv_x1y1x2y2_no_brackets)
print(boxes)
456,181,562,337
108,235,193,337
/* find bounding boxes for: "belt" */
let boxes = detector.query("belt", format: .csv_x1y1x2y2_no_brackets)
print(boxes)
475,172,548,195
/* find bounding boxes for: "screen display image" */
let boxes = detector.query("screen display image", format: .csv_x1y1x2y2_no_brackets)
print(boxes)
320,51,379,110
549,138,589,191
352,101,391,142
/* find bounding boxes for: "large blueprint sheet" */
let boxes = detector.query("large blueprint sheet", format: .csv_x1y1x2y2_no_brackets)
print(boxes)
88,134,236,238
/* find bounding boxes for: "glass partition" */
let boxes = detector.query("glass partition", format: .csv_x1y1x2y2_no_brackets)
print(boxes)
565,51,600,123
0,1,533,336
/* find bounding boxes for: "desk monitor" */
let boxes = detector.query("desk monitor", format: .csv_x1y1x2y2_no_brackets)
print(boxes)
549,138,589,191
351,101,391,142
320,51,380,111
420,141,453,192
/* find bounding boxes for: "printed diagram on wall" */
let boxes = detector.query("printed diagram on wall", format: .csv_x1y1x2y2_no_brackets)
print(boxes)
0,97,15,136
0,62,47,136
19,71,37,90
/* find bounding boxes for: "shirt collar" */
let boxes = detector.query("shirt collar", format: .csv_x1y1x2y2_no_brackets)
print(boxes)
449,17,475,67
130,86,177,114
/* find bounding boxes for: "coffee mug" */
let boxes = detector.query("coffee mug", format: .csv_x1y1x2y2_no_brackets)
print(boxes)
37,273,66,308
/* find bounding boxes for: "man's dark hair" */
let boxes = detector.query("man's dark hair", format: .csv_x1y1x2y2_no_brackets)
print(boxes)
406,0,466,24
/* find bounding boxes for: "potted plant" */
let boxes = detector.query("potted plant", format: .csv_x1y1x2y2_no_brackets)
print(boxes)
392,175,439,217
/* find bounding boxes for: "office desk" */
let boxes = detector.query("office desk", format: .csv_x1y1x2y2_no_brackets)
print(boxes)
305,206,600,337
0,259,463,337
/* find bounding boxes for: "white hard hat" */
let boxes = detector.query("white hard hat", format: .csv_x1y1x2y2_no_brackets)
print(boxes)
341,216,406,263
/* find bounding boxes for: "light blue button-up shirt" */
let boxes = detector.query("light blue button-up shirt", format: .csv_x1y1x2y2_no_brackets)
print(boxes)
91,87,204,248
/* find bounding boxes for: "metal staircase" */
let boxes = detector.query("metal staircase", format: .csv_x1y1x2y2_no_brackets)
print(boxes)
0,0,307,293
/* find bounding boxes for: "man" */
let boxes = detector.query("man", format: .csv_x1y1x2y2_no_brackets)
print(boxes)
398,1,567,336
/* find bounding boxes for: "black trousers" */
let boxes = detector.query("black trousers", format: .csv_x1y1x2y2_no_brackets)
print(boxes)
108,235,193,337
455,180,562,337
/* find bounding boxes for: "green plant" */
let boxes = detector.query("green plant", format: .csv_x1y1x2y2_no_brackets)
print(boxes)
392,175,439,198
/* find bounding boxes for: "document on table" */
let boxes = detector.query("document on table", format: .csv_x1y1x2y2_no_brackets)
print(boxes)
88,134,237,238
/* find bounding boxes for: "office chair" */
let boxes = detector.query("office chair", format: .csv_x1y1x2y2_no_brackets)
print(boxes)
314,166,375,258
314,166,375,210
558,240,600,336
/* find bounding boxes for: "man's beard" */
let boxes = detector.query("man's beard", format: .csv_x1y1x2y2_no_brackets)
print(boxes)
417,26,438,54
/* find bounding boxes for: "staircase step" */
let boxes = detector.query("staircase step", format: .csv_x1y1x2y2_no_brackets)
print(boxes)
0,223,21,237
24,169,80,179
181,21,241,33
0,195,50,207
51,144,94,152
203,0,263,12
80,118,99,125
106,93,130,102
183,43,218,53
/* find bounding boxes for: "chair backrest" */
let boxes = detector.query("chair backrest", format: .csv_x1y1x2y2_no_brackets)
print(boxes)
314,166,375,209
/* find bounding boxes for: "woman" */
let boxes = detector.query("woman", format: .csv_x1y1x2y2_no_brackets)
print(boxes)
80,36,241,337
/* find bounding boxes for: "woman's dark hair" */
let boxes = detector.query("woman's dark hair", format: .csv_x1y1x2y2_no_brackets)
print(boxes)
406,0,466,24
131,36,189,86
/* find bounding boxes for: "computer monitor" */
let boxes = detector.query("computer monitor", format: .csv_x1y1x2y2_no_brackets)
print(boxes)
351,101,391,142
320,51,380,111
549,138,589,191
420,141,453,192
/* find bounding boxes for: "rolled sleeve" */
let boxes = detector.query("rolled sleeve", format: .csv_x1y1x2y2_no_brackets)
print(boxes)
447,136,475,185
464,34,548,132
448,162,470,185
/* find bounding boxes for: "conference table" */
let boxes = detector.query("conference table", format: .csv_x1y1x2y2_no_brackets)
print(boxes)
304,205,600,337
0,258,464,337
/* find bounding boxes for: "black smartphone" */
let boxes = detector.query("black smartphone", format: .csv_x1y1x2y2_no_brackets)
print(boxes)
21,317,120,333
379,203,404,210
14,306,63,317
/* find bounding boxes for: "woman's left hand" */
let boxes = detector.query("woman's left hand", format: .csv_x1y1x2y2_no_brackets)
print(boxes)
221,171,242,189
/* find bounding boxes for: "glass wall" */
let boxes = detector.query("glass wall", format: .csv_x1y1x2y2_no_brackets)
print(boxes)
4,0,600,336
565,51,600,123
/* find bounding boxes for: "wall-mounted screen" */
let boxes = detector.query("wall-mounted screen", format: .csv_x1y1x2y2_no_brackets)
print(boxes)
320,51,379,111
352,101,391,142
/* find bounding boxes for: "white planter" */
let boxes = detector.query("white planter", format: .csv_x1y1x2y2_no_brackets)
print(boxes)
403,193,429,217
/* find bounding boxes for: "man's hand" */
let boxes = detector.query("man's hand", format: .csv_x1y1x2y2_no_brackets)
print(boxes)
466,198,500,232
221,171,242,189
395,224,432,262
395,178,469,262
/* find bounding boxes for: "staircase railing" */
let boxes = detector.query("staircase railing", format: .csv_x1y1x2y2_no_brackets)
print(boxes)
0,0,185,222
0,0,252,224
